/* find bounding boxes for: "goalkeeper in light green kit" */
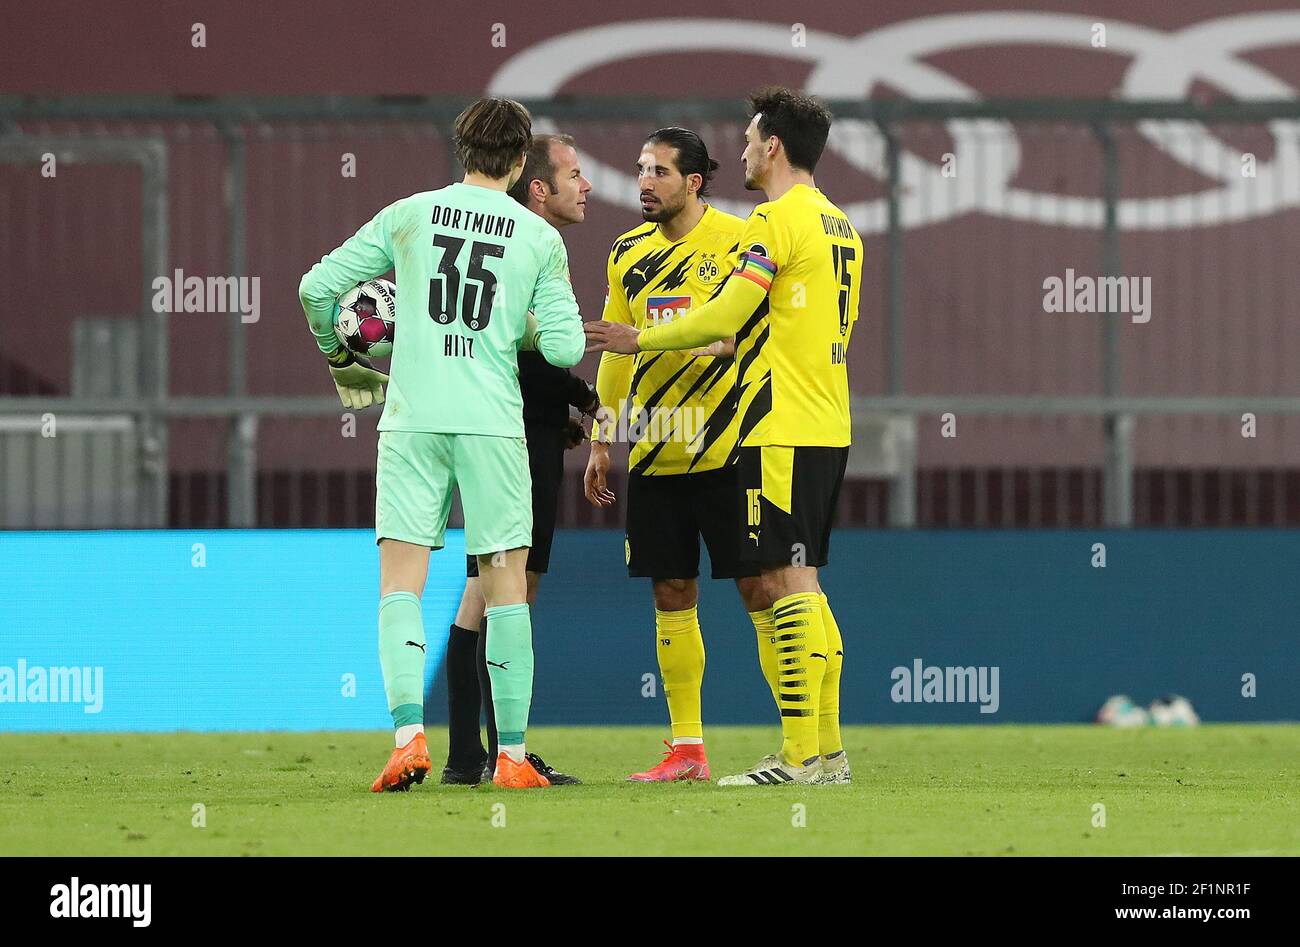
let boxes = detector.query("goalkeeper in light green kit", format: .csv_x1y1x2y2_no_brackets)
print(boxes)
299,98,585,790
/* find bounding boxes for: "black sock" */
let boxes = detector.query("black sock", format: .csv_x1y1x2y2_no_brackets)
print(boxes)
446,624,484,765
477,618,498,771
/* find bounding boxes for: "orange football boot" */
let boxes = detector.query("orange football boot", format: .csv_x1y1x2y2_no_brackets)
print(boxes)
370,732,432,792
627,740,710,782
491,752,551,789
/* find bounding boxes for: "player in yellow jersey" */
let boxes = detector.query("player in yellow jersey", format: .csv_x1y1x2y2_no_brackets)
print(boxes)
584,128,772,781
587,89,863,787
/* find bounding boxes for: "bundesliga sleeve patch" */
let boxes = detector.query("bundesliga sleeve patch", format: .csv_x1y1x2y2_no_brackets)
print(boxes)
735,249,777,291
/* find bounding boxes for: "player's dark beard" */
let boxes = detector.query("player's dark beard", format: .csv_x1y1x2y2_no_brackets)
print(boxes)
641,192,683,223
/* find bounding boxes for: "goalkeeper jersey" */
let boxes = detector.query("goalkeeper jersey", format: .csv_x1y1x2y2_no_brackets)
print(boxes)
639,184,863,448
299,182,585,438
594,204,745,475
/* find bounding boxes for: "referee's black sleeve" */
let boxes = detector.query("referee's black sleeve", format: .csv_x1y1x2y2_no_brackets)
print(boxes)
563,370,597,412
518,351,594,427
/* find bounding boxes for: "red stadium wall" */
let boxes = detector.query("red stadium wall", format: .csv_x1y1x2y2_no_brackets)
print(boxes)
4,2,1300,524
7,0,1300,97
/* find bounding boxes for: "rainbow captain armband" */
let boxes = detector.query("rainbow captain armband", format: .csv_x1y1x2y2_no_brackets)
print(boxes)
733,250,776,292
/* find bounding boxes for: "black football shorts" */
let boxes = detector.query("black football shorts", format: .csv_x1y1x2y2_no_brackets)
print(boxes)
737,445,848,569
625,463,757,581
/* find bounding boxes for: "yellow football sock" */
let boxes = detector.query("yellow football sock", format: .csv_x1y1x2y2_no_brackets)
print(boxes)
656,607,706,741
818,593,844,757
771,591,827,766
749,608,779,709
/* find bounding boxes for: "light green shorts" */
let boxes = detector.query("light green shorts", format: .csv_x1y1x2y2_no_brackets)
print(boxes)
375,431,532,555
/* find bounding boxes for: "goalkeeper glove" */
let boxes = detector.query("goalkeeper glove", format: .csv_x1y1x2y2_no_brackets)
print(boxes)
520,311,540,351
325,347,388,409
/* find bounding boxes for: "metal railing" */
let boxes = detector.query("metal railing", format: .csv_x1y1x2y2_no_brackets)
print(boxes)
2,96,1299,528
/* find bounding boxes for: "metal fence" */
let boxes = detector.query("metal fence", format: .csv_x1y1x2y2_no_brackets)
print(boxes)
2,96,1300,529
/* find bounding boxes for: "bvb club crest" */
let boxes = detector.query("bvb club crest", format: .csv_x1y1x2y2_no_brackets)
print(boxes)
696,256,720,283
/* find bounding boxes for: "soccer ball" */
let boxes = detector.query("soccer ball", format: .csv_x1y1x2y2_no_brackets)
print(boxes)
1149,695,1200,727
1095,695,1150,728
334,279,396,358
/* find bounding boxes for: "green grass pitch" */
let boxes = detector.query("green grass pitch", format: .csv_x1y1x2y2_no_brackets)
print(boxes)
2,725,1296,856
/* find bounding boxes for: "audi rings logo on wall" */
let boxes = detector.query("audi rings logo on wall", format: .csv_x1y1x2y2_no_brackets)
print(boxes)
489,12,1300,232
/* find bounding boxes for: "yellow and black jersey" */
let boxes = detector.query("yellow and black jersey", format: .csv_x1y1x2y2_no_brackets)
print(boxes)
638,184,863,448
594,204,746,475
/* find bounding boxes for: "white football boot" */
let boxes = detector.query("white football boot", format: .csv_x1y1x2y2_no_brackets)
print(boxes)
717,752,821,786
810,751,851,785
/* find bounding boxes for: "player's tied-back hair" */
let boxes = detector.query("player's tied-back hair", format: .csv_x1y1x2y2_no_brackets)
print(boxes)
747,86,833,173
644,127,721,196
453,97,533,179
507,133,577,205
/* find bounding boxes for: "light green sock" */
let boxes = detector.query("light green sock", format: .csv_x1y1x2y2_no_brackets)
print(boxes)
484,603,533,747
378,591,425,730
